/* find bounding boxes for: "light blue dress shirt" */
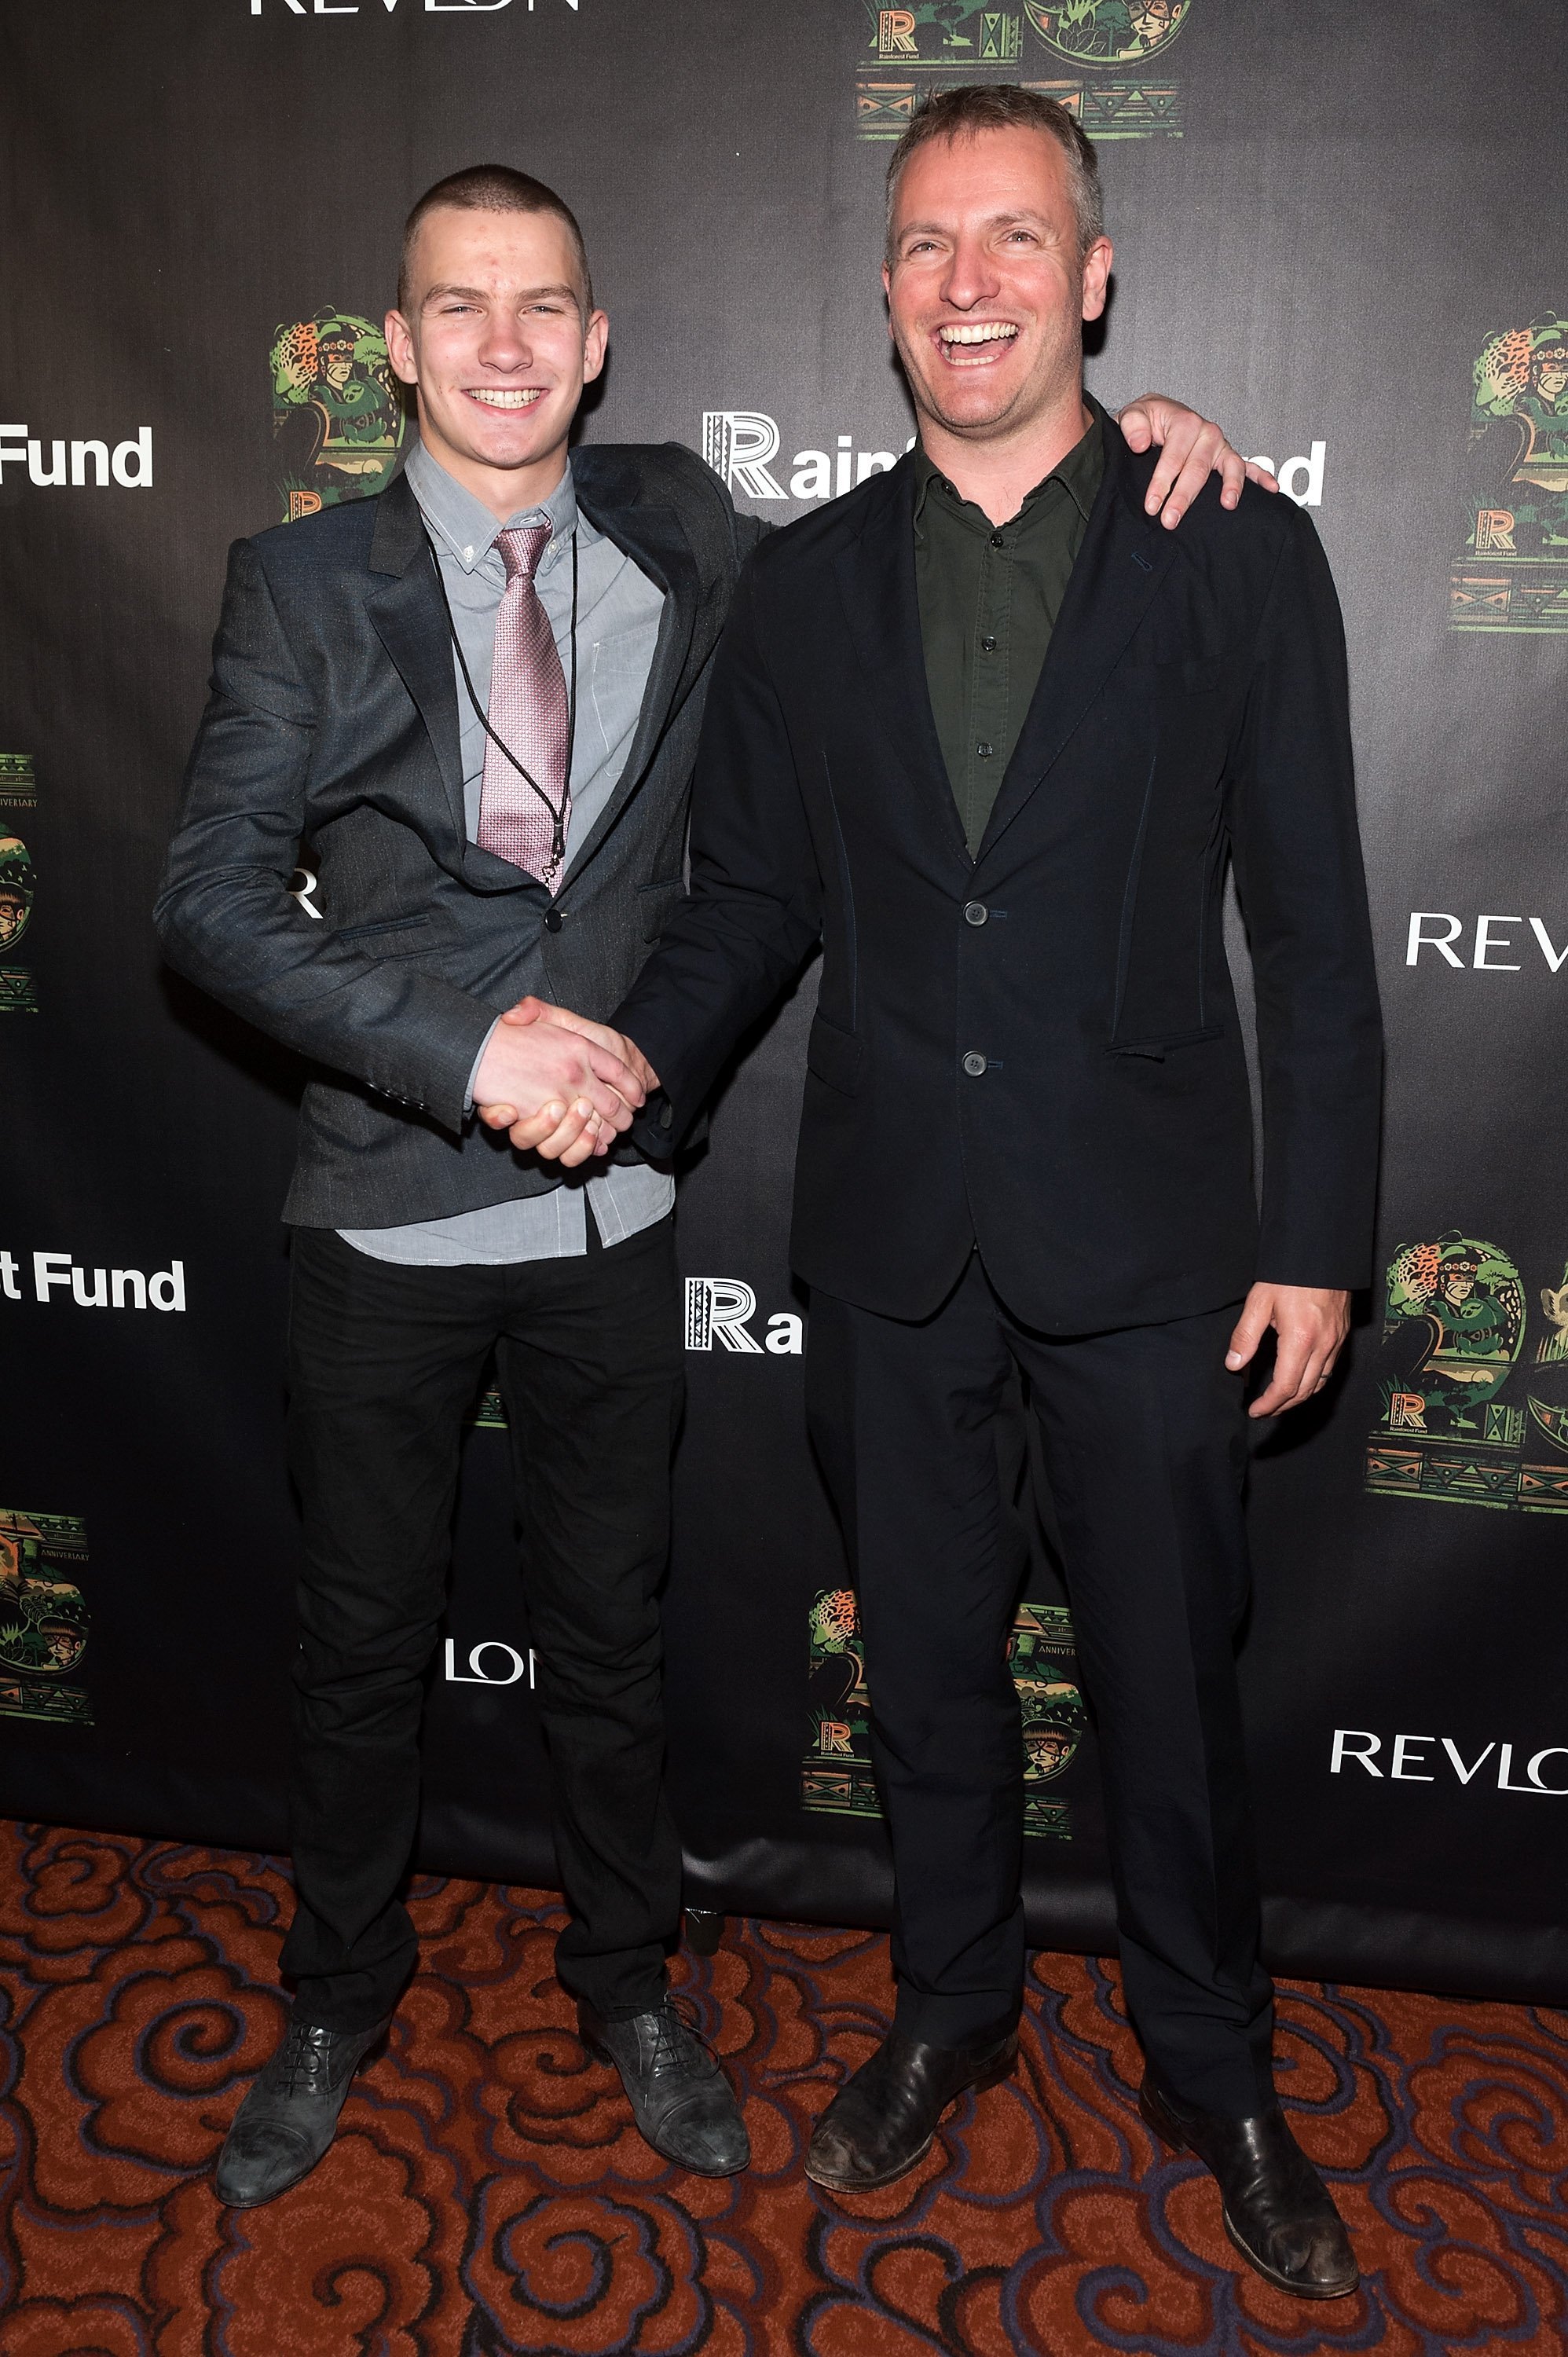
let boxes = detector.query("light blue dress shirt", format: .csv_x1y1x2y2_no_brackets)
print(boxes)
339,443,673,1266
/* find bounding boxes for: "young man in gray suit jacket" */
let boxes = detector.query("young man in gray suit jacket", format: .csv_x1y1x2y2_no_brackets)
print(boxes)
156,161,1264,2208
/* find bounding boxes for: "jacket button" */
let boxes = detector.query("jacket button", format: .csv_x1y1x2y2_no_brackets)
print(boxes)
544,909,563,933
964,900,987,926
962,1051,988,1076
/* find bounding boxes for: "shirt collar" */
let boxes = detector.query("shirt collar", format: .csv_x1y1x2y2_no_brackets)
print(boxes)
403,439,586,575
913,398,1105,536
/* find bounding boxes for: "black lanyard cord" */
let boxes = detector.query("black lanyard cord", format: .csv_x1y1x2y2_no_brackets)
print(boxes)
424,526,580,878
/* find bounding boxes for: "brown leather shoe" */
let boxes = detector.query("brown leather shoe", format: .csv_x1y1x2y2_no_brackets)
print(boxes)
806,2026,1018,2193
1140,2074,1359,2299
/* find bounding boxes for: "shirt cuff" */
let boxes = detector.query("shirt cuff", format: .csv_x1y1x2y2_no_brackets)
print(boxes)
464,1017,503,1117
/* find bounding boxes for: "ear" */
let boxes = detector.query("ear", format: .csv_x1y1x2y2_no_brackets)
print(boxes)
1080,236,1113,326
384,306,419,389
582,307,610,387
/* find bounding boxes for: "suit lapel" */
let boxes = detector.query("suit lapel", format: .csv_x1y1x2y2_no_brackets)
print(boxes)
976,429,1178,864
364,477,467,844
833,459,972,871
560,483,701,884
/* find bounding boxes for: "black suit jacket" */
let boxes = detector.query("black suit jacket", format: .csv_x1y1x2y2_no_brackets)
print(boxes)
617,426,1383,1332
156,445,758,1228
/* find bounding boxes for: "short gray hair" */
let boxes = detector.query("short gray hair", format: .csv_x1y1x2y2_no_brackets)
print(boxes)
885,83,1104,263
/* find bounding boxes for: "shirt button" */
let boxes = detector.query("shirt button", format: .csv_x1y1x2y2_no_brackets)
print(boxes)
980,635,997,653
964,901,988,926
976,742,995,760
962,1051,988,1076
544,909,563,933
990,531,1005,548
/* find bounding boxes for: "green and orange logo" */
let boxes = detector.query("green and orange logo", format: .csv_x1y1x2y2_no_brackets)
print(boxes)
804,1588,1084,1838
0,756,38,1015
1367,1230,1568,1512
856,1,1191,141
0,1512,91,1727
271,309,405,523
1451,314,1568,632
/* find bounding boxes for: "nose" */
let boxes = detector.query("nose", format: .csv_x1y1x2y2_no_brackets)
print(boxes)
940,230,1001,314
476,309,532,373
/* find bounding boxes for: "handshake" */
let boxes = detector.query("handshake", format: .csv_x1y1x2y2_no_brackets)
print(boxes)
472,996,660,1168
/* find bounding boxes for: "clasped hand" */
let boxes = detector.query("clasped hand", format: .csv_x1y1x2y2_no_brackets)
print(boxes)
472,996,659,1168
474,1003,1348,1402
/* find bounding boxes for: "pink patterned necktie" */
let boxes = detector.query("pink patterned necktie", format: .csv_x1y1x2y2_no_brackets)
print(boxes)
476,522,570,883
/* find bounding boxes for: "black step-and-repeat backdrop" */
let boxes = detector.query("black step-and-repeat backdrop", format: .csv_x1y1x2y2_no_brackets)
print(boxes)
4,0,1566,2001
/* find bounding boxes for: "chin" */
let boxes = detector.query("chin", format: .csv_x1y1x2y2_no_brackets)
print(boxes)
477,433,550,465
925,389,1020,436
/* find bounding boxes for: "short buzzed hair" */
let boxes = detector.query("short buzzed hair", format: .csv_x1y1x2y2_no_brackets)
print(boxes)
399,164,594,317
885,84,1104,262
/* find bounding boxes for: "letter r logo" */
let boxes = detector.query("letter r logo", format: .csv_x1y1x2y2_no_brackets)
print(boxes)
684,1277,764,1353
701,412,786,500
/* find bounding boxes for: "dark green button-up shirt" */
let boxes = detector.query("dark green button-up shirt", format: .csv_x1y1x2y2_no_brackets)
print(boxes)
914,405,1105,855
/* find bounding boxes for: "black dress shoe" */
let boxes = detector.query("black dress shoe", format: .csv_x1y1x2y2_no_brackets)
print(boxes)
578,1998,749,2177
214,2014,390,2209
1140,2074,1359,2300
806,2026,1018,2193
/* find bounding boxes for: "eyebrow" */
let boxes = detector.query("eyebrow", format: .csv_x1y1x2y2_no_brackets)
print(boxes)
896,210,1051,243
420,281,579,308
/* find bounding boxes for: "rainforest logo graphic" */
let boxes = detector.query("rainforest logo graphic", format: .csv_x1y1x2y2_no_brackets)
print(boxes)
1450,315,1568,632
271,310,405,522
0,756,38,1016
804,1589,1086,1838
856,0,1190,142
0,1512,91,1728
1024,0,1189,65
1366,1230,1568,1512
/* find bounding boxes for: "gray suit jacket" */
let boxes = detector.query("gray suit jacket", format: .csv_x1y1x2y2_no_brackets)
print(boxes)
156,444,758,1227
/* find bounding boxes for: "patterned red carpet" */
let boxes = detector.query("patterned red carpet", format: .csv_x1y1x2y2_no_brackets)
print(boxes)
1,1823,1565,2355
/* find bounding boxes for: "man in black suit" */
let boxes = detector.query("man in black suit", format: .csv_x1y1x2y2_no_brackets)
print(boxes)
157,156,1262,2209
591,89,1380,2296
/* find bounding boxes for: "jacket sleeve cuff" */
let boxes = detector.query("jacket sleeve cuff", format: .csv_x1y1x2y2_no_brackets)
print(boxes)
464,1017,503,1117
356,977,503,1138
626,1091,679,1158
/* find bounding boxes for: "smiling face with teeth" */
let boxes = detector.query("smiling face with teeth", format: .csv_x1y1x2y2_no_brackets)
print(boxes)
385,204,608,522
884,124,1112,505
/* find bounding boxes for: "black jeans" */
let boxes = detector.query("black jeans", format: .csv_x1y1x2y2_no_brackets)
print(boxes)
279,1216,683,2033
806,1252,1275,2119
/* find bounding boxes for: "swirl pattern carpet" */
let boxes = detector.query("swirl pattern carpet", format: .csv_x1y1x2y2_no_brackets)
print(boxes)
0,1820,1564,2355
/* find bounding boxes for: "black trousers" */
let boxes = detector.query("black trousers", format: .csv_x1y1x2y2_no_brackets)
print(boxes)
278,1217,684,2033
806,1251,1276,2119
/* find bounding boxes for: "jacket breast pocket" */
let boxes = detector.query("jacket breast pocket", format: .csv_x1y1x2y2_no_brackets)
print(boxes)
334,914,434,957
806,1011,863,1098
637,876,685,943
1107,1023,1222,1063
592,621,664,735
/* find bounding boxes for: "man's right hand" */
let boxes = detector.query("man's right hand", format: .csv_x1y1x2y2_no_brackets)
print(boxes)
471,1016,647,1171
